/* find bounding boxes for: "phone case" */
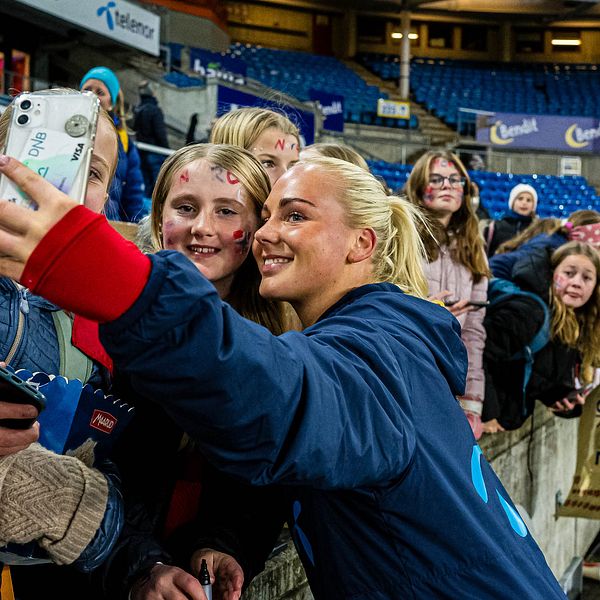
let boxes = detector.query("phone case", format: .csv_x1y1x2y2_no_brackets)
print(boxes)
0,366,46,429
0,90,100,209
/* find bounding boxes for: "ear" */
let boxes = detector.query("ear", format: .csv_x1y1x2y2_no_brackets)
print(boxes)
347,228,377,264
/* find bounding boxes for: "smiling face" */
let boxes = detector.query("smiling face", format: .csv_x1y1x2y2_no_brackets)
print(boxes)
250,127,299,185
161,158,259,298
253,163,361,325
81,79,113,111
422,157,465,227
553,253,597,309
512,192,535,217
85,115,118,213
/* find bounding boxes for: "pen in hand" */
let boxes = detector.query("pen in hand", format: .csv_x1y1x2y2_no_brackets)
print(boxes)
199,558,212,600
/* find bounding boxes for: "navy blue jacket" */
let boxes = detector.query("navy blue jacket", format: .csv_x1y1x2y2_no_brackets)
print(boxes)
100,251,565,599
489,232,566,280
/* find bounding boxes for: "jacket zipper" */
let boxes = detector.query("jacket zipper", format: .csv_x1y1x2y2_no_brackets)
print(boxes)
4,288,29,365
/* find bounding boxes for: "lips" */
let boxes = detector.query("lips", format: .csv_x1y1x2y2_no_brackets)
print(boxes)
188,245,220,256
261,255,292,274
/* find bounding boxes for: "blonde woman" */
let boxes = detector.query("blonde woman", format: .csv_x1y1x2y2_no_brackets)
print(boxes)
300,142,369,171
0,155,566,599
210,107,300,184
405,150,491,439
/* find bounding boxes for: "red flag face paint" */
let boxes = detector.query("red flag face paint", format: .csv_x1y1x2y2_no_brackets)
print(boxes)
161,159,259,298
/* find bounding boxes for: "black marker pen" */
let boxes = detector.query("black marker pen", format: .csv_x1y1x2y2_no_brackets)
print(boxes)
199,558,212,600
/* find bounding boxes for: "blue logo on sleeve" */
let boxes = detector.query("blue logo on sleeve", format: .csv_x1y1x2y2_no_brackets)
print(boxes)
97,2,116,30
471,445,528,537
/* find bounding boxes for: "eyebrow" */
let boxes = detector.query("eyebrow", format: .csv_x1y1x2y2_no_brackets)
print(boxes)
279,197,317,208
91,155,110,172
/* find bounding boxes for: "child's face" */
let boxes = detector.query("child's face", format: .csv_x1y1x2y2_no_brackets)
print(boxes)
512,192,535,217
553,254,597,309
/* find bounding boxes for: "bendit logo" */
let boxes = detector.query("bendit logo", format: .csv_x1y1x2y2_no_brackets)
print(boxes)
90,409,117,434
97,1,116,30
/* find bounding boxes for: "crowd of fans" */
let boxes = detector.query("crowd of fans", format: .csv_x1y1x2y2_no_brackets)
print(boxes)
0,66,596,600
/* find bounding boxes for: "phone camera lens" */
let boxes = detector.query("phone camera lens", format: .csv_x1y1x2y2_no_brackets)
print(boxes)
17,114,29,125
20,99,32,111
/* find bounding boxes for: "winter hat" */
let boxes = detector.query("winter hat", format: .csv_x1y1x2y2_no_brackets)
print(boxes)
0,443,108,565
508,184,538,213
80,66,120,105
568,223,600,249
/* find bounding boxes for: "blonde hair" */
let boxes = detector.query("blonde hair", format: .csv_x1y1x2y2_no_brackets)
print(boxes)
210,107,300,150
301,143,369,171
0,89,119,186
150,143,288,334
549,241,600,382
404,150,490,282
303,156,428,298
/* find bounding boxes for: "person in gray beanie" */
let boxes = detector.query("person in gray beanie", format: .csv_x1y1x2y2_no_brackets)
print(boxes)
484,183,538,257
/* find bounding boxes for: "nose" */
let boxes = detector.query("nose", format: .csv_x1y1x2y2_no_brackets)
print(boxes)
190,211,215,236
254,216,279,246
440,176,452,189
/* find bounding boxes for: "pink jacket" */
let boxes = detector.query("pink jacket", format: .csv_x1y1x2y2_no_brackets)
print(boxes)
423,245,488,413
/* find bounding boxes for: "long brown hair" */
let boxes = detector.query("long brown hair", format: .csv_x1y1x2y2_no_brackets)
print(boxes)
151,143,288,335
549,241,600,382
496,210,600,255
404,150,490,282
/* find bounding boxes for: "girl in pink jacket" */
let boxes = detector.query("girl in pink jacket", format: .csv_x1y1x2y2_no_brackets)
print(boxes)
405,150,490,439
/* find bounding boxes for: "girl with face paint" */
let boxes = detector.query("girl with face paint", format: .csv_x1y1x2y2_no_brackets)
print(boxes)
405,150,491,440
483,241,600,431
210,107,300,186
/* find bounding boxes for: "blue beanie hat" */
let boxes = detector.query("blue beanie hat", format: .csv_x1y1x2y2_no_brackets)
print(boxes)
80,66,120,105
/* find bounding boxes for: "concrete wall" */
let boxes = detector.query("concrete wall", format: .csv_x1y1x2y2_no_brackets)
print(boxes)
244,406,600,599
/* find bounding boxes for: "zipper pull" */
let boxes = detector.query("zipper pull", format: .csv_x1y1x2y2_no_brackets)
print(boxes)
19,289,29,315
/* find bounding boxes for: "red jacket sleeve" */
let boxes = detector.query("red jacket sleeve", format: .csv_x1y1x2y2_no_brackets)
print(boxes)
20,205,151,323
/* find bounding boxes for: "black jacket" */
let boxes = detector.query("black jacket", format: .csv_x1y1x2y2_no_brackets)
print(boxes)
485,213,534,257
483,245,579,428
133,95,169,149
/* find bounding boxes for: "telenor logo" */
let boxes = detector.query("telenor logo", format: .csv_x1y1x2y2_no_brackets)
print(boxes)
90,409,117,433
97,1,116,30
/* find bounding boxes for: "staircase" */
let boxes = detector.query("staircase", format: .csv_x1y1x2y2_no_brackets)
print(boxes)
343,60,457,147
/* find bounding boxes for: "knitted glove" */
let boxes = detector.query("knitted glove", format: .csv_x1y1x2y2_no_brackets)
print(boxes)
0,443,108,565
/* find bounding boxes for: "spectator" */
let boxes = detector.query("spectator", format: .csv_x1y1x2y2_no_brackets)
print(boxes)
0,155,567,600
0,92,124,599
80,66,146,222
484,183,538,257
470,181,490,220
210,107,300,185
483,241,600,432
133,80,169,195
489,209,600,280
405,150,491,439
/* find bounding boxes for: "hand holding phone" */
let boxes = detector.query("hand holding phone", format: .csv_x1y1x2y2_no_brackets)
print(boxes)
0,90,100,209
0,366,45,429
466,300,490,309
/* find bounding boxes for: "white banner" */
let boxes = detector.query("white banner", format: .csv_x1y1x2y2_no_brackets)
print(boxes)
377,99,410,120
16,0,160,56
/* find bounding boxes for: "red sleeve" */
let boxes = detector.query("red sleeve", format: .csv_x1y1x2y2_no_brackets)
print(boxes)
20,205,151,323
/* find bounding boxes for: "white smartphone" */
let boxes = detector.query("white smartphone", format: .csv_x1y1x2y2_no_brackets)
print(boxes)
0,90,100,209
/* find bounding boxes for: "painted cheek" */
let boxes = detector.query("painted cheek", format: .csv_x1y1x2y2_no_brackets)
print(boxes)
423,186,435,203
554,274,567,290
232,230,252,254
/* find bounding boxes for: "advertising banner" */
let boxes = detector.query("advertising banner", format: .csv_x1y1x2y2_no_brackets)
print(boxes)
309,89,344,132
476,112,600,153
377,99,410,119
15,0,160,55
190,48,246,84
217,85,315,145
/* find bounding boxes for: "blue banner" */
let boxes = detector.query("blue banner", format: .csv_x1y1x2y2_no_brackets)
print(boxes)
309,89,344,132
217,85,315,145
476,112,600,153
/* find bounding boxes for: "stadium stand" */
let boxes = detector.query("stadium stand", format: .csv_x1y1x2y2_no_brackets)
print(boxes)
359,54,600,131
368,159,600,219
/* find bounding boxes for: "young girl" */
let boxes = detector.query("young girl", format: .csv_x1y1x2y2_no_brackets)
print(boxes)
483,241,600,431
210,107,300,185
484,183,538,257
81,66,145,222
0,155,566,599
405,150,491,439
102,144,289,600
